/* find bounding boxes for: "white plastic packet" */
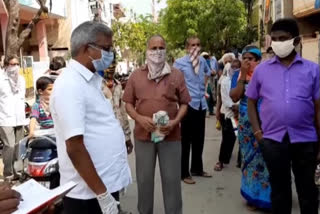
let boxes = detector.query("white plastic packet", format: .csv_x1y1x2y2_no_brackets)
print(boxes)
151,111,169,143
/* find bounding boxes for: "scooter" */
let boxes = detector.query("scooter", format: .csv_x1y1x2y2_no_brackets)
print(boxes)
19,129,60,189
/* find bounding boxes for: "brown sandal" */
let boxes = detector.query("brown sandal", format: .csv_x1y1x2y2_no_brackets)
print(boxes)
214,162,224,171
191,171,212,178
182,176,196,184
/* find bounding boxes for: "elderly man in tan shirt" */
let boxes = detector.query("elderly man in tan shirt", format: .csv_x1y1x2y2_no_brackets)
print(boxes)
123,35,190,214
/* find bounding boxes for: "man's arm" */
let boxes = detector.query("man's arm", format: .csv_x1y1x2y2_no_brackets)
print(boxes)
315,99,320,136
125,103,155,132
215,84,222,122
314,99,320,162
52,82,107,196
247,98,263,141
66,136,106,195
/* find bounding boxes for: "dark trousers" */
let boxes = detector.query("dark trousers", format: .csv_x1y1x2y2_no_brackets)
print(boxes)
63,197,102,214
63,192,120,214
218,114,236,164
260,134,319,214
181,105,206,179
206,85,215,114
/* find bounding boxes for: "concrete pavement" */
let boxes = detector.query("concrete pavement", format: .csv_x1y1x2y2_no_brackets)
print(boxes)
121,116,301,214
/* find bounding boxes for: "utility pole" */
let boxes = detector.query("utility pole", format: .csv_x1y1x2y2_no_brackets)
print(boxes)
152,0,157,23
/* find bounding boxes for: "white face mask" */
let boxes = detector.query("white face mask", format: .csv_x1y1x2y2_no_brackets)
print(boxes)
146,49,166,64
271,38,296,58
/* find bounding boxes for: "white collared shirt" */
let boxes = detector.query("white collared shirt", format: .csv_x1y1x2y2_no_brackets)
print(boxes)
219,75,236,119
50,59,132,199
0,70,26,127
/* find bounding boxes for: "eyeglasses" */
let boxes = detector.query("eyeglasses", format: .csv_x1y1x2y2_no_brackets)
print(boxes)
9,63,19,66
89,43,113,52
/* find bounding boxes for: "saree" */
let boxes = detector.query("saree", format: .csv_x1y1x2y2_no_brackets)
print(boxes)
238,84,271,209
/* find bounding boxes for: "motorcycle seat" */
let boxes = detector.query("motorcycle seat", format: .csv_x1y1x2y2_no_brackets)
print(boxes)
29,137,56,149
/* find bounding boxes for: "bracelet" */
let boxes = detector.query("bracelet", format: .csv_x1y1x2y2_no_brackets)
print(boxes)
254,130,263,136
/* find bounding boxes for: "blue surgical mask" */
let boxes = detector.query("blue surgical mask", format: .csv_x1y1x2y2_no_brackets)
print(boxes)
89,45,114,72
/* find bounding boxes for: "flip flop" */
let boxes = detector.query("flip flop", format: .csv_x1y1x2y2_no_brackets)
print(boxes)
191,171,212,178
182,177,196,184
214,162,224,171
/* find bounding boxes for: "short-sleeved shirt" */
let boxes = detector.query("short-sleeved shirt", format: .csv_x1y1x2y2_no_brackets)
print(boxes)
122,66,191,141
50,59,131,199
31,100,54,129
173,55,211,110
246,54,320,143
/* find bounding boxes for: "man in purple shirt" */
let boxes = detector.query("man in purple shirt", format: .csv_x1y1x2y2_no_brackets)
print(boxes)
246,18,320,214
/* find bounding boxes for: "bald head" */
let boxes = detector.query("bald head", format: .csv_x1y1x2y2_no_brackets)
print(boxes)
147,35,166,50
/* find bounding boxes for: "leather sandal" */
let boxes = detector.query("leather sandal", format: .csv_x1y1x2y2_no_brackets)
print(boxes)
182,176,196,184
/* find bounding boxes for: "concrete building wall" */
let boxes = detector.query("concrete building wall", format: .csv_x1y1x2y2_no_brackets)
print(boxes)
301,33,320,64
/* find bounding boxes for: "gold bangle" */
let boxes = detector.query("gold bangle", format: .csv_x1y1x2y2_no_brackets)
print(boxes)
254,130,262,136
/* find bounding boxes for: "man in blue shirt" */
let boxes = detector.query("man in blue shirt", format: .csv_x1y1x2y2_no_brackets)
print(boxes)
174,36,212,184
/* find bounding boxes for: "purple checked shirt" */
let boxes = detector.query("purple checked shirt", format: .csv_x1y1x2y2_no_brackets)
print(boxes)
246,54,320,143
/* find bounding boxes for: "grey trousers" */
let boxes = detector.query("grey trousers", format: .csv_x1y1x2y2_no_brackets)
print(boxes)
0,126,24,177
135,140,183,214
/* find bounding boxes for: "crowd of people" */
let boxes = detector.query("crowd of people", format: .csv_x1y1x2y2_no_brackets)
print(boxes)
0,17,319,214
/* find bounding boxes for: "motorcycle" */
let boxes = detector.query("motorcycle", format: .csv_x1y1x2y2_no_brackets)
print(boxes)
19,129,60,189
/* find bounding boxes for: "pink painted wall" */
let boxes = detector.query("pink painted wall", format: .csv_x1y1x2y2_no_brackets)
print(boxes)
36,21,49,61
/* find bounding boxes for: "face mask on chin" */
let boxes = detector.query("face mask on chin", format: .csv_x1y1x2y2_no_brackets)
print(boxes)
271,38,296,58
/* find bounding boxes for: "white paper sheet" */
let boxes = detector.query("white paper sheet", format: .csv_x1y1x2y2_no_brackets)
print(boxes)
12,179,76,214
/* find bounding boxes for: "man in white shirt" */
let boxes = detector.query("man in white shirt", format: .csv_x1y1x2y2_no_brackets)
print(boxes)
0,56,26,182
50,21,131,214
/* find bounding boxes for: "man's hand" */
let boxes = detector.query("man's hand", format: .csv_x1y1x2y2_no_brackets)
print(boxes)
126,140,133,155
97,192,118,214
137,115,156,132
0,183,21,214
160,120,178,136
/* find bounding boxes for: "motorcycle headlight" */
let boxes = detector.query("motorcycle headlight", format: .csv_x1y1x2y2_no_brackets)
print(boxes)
43,158,59,175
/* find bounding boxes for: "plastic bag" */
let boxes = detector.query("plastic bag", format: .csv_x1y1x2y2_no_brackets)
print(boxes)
151,111,169,143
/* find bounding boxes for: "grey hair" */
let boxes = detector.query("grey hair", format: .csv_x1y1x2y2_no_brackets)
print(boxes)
146,34,166,48
70,21,113,57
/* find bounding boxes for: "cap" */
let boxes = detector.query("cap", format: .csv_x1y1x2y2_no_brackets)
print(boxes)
201,52,209,56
